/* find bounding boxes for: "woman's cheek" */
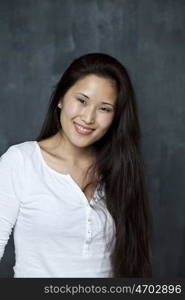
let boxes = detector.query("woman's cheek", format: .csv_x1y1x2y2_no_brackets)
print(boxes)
98,114,114,130
65,102,80,117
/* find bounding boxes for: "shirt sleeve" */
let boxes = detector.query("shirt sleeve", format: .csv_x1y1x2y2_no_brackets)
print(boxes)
0,145,23,261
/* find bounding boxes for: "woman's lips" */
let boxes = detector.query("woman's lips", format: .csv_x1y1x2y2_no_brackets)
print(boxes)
74,123,95,135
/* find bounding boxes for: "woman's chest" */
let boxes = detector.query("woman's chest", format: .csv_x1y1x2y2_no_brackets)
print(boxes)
40,149,96,202
18,173,115,245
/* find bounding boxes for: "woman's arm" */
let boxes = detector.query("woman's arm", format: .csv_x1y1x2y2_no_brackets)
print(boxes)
0,146,23,261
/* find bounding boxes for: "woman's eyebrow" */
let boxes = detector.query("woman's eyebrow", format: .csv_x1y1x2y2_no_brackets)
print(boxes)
77,92,115,107
77,92,89,98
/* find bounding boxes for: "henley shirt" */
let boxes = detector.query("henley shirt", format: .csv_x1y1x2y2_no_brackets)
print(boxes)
0,141,116,277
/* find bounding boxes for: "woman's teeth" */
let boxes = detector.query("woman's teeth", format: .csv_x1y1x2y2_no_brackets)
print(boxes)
76,125,93,132
74,123,94,135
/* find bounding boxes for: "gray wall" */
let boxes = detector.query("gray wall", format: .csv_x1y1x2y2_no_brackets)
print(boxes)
0,0,184,277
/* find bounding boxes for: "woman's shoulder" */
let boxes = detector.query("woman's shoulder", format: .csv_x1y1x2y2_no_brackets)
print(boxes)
4,140,35,153
0,141,36,164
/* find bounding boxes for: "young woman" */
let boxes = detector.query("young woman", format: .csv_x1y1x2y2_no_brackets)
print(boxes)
0,53,153,277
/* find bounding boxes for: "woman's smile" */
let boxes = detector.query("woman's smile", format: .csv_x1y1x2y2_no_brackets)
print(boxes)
73,122,95,136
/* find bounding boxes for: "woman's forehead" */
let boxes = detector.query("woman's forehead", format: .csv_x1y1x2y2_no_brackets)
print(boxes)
68,75,117,102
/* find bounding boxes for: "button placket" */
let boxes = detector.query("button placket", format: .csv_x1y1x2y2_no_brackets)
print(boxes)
83,206,93,255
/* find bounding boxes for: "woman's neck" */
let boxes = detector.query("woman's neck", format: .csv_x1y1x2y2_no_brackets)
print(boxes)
47,131,96,167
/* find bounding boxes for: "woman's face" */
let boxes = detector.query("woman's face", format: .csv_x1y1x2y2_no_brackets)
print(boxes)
57,74,117,149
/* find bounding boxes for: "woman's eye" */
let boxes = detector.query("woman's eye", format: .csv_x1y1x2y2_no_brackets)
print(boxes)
100,107,112,112
76,98,112,112
77,98,86,104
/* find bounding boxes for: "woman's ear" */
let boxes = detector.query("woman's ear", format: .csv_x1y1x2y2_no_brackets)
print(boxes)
57,103,63,109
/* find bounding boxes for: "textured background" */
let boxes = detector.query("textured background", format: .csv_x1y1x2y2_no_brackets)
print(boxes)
0,0,185,277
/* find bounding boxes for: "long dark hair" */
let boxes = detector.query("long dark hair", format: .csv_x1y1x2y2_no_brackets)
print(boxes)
36,53,153,277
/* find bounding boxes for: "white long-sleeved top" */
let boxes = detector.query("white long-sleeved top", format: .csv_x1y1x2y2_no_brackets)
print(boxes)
0,141,116,278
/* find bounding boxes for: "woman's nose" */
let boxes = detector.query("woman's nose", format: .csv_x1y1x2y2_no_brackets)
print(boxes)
81,107,95,124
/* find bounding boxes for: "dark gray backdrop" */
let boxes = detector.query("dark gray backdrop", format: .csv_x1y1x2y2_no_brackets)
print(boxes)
0,0,184,277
